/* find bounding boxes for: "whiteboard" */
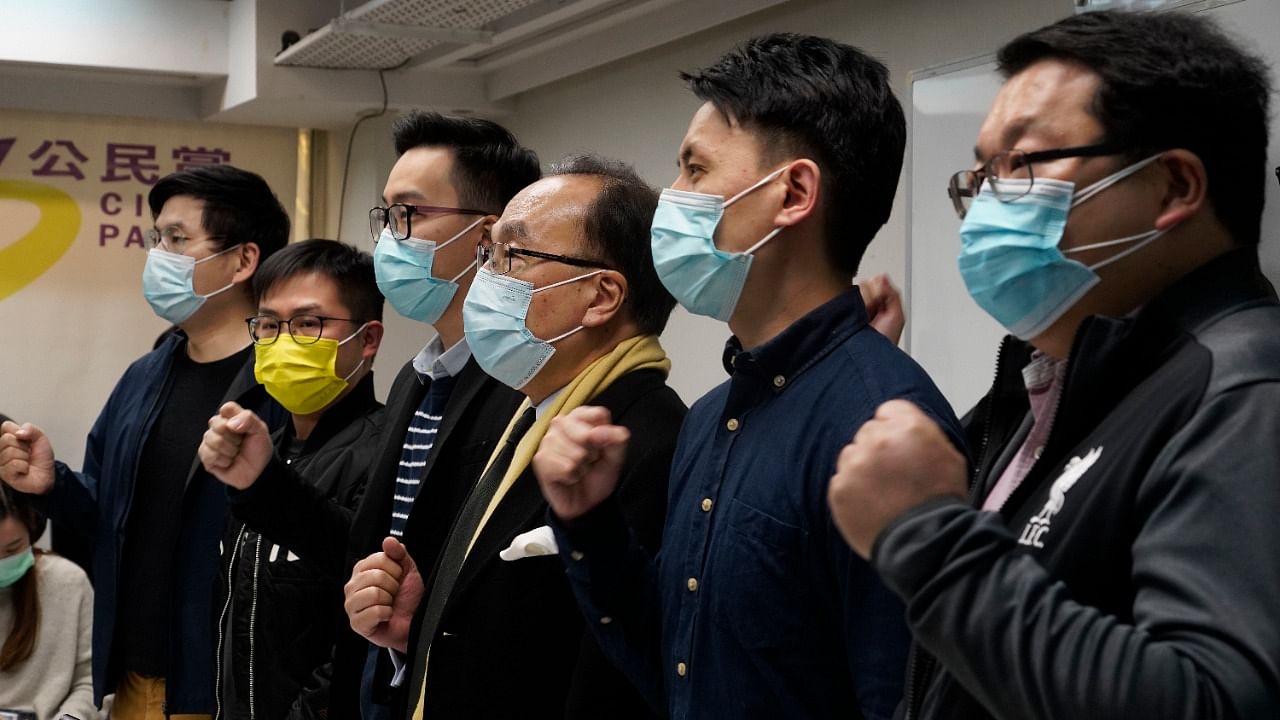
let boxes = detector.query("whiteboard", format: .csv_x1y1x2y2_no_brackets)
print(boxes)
906,0,1280,415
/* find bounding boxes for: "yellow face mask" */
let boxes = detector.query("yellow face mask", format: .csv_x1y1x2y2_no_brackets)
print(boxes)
254,324,367,415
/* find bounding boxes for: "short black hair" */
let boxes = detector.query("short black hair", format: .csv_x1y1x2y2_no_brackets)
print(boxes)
998,10,1272,246
681,33,905,276
392,111,542,215
549,154,676,336
149,164,290,261
253,239,383,325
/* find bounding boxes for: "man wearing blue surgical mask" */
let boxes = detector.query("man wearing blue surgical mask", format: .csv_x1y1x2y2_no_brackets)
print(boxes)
0,165,290,719
354,155,684,719
531,34,964,720
339,112,539,717
829,10,1280,720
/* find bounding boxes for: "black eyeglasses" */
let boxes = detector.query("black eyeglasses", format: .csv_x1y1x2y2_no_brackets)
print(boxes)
948,141,1127,219
476,242,612,276
369,203,488,242
246,315,356,345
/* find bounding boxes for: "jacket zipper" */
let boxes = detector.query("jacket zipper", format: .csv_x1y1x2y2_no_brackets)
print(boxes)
215,523,246,720
249,534,262,720
905,336,1009,720
974,336,1012,490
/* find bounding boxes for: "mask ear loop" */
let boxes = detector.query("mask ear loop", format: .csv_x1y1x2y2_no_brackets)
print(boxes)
530,269,607,344
448,258,479,283
1071,154,1162,208
722,165,790,256
531,269,605,294
195,243,245,299
1070,227,1172,272
722,165,789,208
433,216,487,251
337,321,373,381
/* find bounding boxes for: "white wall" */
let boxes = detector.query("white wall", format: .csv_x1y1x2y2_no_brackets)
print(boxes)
0,0,229,76
499,0,1075,403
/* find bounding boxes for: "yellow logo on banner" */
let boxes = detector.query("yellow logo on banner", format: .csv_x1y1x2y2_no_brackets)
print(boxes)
0,180,82,302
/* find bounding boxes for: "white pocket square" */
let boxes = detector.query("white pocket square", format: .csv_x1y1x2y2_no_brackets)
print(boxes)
500,525,559,561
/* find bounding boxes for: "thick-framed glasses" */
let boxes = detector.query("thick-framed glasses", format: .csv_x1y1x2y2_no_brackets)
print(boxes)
246,315,355,345
476,242,612,276
368,203,487,242
145,228,227,252
947,142,1126,219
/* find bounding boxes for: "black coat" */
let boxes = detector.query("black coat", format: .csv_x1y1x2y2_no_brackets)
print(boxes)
396,367,686,719
875,250,1280,719
331,356,525,717
215,374,383,720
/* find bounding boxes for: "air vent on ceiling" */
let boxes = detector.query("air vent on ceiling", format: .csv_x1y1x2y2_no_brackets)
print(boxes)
276,0,540,70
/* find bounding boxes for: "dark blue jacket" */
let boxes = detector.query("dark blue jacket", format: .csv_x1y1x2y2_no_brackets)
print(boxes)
39,333,286,713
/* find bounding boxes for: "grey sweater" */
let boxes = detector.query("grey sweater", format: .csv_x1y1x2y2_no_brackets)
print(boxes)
0,554,97,720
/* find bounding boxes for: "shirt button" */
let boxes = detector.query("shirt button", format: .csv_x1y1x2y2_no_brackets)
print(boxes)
676,662,687,677
687,577,698,592
570,550,584,561
599,616,613,625
773,374,786,388
700,498,713,512
1033,446,1044,460
726,418,740,431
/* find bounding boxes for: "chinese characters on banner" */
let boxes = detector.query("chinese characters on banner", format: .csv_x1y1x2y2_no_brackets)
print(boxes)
4,137,233,249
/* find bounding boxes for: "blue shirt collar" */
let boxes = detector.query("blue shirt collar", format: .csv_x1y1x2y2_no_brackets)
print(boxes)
721,287,870,384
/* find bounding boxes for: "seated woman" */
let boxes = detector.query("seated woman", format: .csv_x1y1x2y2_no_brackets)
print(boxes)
0,479,97,719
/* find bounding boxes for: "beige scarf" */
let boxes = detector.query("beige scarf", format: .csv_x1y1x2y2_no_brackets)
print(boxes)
463,334,670,558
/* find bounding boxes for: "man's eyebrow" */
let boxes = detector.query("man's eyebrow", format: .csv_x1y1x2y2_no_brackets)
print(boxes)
258,302,324,316
500,220,530,245
679,143,701,167
386,191,426,205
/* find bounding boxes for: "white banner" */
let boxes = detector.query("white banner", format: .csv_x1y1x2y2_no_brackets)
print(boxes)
0,108,297,472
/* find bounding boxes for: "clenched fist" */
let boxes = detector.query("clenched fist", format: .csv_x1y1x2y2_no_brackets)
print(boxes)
344,536,424,653
532,406,630,524
828,400,968,559
0,420,56,495
859,273,906,345
198,402,273,490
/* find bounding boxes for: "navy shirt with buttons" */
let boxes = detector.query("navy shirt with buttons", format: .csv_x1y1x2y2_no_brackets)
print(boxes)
552,288,967,720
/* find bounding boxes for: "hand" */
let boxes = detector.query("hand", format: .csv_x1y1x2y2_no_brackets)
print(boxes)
344,536,424,653
198,402,272,490
0,421,56,494
828,400,967,559
532,406,629,524
859,273,906,345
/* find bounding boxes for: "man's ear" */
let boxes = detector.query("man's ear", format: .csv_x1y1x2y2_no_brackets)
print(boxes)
478,215,499,246
581,271,627,328
359,321,385,363
773,159,821,229
233,242,262,284
1154,149,1208,231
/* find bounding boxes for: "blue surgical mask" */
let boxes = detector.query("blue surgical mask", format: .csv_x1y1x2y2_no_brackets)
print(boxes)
650,167,787,321
957,155,1167,340
462,267,601,390
374,219,484,324
142,244,241,325
0,548,33,588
